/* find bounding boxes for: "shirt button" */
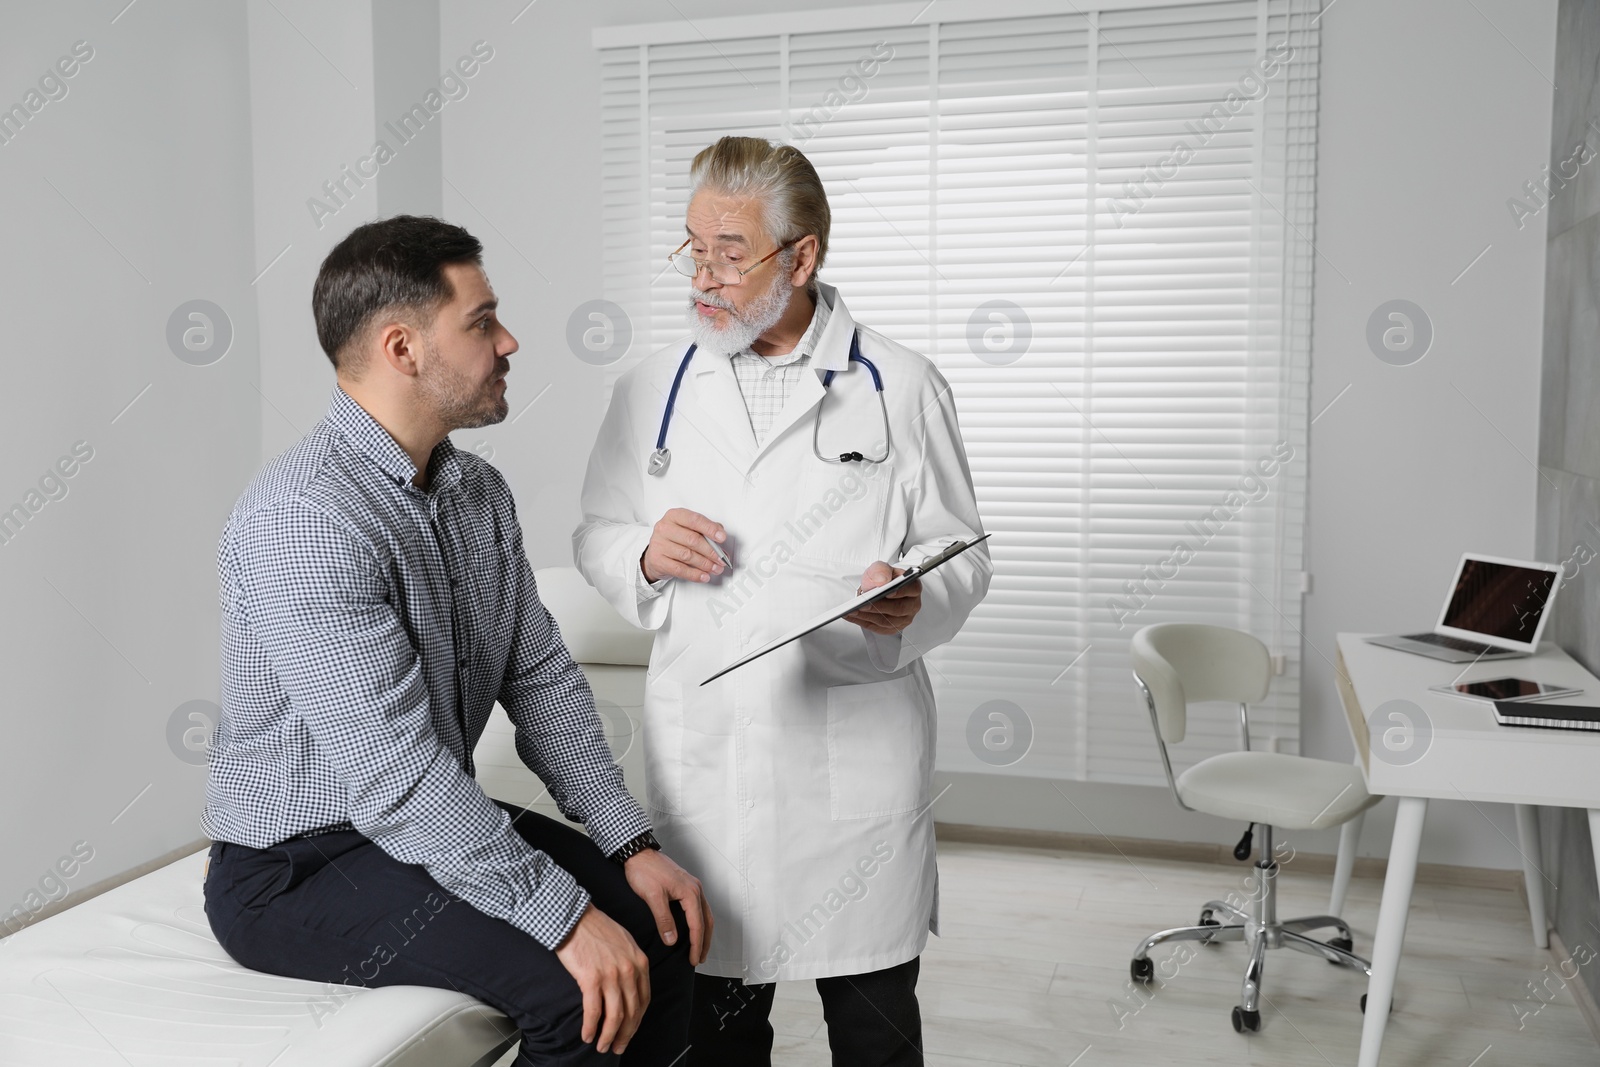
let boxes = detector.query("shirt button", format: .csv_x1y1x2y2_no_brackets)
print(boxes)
449,577,459,588
746,798,755,809
458,657,468,669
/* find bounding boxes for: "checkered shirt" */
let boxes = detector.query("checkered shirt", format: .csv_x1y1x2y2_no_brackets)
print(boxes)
203,387,650,949
729,291,831,445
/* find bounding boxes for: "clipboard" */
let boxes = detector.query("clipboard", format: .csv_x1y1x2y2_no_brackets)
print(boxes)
700,533,991,686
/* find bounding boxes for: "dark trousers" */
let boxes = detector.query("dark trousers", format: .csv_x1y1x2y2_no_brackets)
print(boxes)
687,958,923,1067
204,803,693,1066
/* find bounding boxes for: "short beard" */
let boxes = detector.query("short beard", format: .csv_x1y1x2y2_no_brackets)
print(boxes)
416,333,509,430
686,271,794,356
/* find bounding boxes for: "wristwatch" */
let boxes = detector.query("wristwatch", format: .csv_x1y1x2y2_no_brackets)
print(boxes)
609,830,661,865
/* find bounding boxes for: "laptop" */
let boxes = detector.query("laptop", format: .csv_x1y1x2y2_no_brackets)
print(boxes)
1365,553,1563,663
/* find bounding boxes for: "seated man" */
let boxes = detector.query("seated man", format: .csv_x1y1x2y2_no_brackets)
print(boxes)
202,215,709,1066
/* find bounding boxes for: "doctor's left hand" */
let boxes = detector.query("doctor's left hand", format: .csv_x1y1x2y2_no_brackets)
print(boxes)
622,848,714,966
845,562,923,636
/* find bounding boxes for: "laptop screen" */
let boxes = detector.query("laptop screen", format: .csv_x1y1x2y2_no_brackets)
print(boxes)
1441,558,1557,644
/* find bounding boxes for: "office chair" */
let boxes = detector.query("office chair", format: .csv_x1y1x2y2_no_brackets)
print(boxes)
1130,623,1382,1033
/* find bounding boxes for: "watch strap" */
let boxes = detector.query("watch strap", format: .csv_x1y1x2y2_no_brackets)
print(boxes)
609,830,661,865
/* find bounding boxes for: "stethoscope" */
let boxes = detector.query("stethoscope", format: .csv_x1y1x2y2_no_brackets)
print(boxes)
646,328,891,476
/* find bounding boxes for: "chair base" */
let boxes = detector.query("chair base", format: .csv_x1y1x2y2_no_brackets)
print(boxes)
1129,829,1371,1034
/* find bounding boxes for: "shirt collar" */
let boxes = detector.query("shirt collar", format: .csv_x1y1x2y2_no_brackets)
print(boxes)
326,386,464,492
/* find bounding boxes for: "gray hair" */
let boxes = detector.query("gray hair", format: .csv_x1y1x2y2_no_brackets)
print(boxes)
688,136,830,285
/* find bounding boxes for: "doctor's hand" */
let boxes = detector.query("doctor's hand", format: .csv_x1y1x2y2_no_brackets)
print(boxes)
641,508,728,583
845,562,923,636
554,903,651,1054
622,847,714,966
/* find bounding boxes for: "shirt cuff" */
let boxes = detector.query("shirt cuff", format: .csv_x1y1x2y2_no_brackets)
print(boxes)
512,862,593,950
634,554,670,603
864,629,905,672
583,796,656,858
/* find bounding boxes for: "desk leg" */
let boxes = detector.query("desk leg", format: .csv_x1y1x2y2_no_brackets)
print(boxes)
1329,809,1366,917
1589,811,1600,928
1358,796,1427,1067
1513,804,1549,949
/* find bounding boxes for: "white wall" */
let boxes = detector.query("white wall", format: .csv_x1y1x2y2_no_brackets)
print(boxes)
247,0,375,460
0,2,261,914
1299,0,1557,868
0,0,1562,920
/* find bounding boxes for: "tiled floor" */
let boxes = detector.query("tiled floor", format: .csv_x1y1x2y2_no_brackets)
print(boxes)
494,837,1599,1065
767,839,1599,1066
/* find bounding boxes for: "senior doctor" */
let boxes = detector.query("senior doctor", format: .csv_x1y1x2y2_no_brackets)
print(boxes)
575,136,989,1066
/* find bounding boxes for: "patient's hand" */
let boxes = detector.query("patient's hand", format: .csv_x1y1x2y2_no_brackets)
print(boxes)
623,847,713,966
554,904,650,1054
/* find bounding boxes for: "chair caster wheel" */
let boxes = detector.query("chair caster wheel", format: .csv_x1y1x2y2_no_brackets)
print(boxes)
1198,910,1221,944
1359,994,1393,1014
1231,1006,1261,1033
1328,936,1352,962
1130,957,1154,983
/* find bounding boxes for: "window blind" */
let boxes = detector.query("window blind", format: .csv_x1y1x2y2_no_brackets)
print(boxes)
596,0,1320,785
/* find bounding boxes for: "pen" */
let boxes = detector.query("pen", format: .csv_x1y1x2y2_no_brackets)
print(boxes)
704,533,732,570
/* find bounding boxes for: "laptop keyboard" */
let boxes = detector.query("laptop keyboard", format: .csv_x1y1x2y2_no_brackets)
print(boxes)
1402,632,1504,654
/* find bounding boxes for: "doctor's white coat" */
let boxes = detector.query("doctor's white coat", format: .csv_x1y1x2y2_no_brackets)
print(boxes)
573,284,990,981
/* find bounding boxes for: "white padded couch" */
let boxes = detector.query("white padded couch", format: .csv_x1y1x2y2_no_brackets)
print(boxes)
0,568,652,1067
0,849,518,1066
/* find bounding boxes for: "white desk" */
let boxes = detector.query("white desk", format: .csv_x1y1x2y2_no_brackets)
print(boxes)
1335,633,1600,1067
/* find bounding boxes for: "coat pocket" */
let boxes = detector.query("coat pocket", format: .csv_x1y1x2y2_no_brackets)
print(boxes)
826,674,931,819
787,460,893,564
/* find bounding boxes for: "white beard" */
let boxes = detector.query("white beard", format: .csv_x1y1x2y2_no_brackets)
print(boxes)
685,276,793,356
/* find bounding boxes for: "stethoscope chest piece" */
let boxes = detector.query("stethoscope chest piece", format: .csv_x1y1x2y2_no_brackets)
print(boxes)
647,448,671,477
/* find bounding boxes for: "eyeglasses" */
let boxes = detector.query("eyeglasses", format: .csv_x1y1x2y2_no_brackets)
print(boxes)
667,238,797,285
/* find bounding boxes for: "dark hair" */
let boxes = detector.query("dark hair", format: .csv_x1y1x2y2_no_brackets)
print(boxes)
312,215,483,371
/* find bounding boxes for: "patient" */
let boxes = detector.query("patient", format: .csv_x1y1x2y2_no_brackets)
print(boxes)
201,215,708,1066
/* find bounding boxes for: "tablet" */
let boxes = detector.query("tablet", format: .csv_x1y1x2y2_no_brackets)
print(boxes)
1427,676,1583,703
